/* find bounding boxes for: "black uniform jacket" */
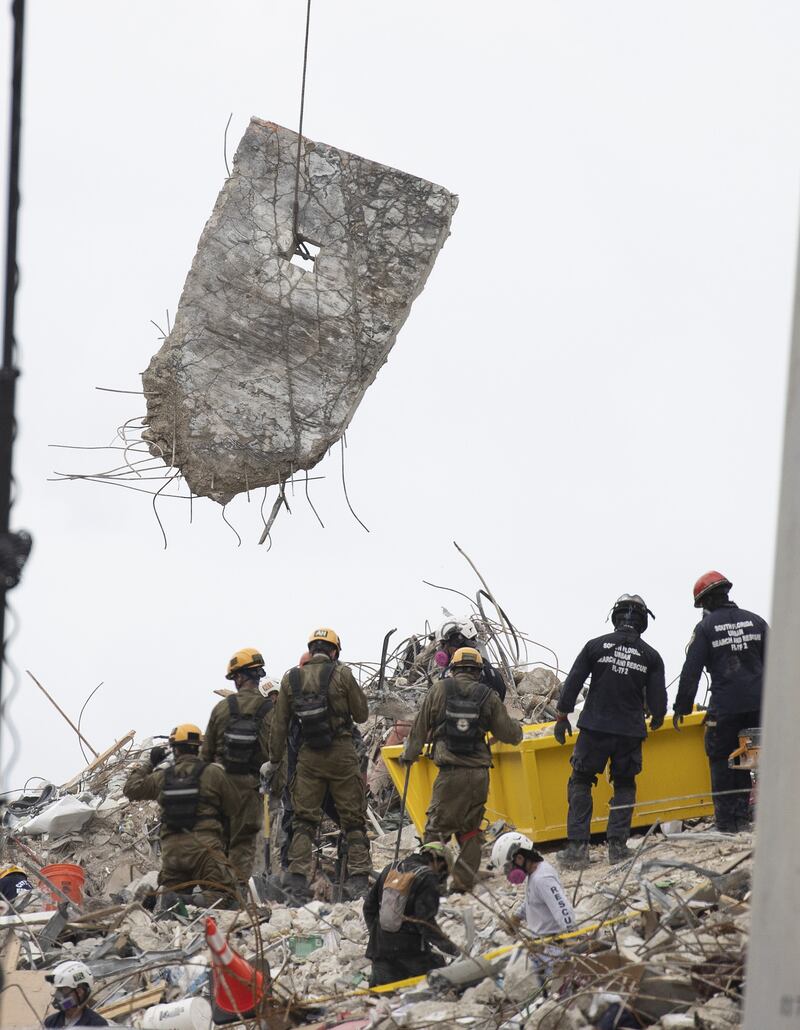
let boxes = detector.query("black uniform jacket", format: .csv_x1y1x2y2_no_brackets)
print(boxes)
674,602,768,717
363,855,449,960
557,629,667,739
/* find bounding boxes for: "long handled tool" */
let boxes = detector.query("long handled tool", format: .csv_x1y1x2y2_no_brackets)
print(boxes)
393,762,412,867
262,794,271,875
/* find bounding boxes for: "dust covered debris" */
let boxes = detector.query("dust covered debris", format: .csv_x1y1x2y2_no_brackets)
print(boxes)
142,118,458,504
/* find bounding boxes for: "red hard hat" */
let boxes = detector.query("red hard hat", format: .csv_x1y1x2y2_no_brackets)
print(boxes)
693,570,732,607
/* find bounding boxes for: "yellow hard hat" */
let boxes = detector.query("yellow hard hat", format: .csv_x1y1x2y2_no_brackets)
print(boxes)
308,628,341,651
0,865,25,879
451,647,483,668
226,647,265,680
169,724,203,746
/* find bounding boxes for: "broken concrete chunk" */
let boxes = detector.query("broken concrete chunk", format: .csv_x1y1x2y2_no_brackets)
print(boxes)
143,118,458,503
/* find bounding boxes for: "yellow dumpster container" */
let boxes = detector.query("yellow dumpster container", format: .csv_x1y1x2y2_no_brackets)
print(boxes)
382,711,713,842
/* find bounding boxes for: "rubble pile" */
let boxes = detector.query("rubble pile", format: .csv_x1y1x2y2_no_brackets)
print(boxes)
0,721,753,1029
0,600,750,1027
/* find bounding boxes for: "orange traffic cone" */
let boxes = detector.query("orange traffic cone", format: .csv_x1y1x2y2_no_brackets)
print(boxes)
206,916,265,1023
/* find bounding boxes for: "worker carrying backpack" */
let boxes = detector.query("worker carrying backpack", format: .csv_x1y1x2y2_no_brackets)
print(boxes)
161,762,208,831
223,696,272,774
289,663,338,750
443,680,491,754
379,865,426,932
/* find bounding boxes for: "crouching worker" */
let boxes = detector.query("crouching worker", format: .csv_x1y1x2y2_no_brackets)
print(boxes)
44,961,108,1027
124,724,240,907
363,842,458,987
493,833,575,936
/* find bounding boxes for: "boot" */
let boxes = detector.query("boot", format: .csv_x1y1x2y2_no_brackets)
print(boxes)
607,838,630,864
283,873,311,906
343,873,370,901
556,840,590,869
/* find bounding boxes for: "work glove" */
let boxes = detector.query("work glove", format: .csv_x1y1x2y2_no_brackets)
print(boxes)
649,714,664,731
398,754,416,767
437,937,459,956
149,745,167,768
672,713,684,732
553,715,572,746
260,761,279,792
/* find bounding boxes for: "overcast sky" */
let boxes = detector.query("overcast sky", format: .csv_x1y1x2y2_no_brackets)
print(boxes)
0,1,796,790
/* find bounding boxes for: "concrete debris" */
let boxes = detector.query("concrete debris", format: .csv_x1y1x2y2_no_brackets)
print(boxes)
142,118,458,504
0,611,751,1027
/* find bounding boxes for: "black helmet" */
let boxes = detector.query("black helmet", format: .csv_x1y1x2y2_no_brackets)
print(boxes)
611,594,655,633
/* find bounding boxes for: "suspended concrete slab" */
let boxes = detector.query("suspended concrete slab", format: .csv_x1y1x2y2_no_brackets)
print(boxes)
142,118,458,504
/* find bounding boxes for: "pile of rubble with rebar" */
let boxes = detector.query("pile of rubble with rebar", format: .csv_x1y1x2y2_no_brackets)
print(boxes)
0,559,751,1028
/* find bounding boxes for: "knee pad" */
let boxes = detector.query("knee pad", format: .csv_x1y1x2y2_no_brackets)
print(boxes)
346,829,368,847
570,771,597,788
612,778,636,792
456,829,481,845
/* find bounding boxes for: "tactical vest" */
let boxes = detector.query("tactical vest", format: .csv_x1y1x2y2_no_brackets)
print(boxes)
161,761,213,832
441,680,491,754
289,662,338,750
222,695,273,774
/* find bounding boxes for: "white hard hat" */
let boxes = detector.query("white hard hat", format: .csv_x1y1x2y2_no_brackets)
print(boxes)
490,831,535,871
46,960,94,994
438,617,479,644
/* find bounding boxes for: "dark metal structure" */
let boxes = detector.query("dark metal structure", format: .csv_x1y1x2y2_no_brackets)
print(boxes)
0,0,32,722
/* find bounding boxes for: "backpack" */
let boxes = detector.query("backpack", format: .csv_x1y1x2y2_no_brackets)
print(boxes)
289,663,337,750
379,865,426,932
161,761,208,831
222,696,273,773
443,680,491,754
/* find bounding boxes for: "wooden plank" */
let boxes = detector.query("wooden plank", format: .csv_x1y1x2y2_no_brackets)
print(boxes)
97,983,164,1019
61,730,136,791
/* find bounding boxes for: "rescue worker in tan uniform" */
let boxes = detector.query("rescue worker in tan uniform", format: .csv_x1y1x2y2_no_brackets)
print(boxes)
401,647,523,891
124,724,239,905
266,628,370,903
202,648,272,887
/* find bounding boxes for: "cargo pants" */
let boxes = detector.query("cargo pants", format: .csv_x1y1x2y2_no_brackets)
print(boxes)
160,828,239,902
226,773,263,884
423,766,489,891
567,729,642,842
288,737,370,879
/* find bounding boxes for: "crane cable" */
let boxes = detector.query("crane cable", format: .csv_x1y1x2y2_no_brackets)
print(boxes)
291,0,314,263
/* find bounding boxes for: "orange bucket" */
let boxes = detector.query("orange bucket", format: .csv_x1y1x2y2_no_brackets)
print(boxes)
40,863,84,907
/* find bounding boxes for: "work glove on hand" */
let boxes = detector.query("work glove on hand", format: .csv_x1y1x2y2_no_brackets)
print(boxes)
399,754,416,767
649,714,664,731
672,713,684,732
437,937,459,956
553,715,572,746
149,746,167,768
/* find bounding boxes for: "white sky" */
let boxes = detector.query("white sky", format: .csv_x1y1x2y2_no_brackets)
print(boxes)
0,1,796,790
